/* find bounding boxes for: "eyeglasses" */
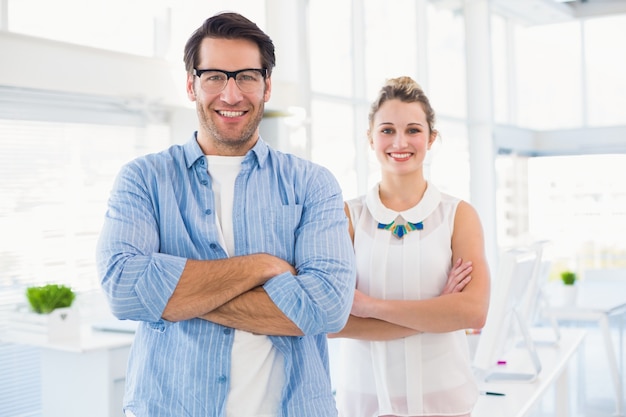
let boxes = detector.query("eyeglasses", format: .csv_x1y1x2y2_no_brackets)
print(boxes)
193,68,268,93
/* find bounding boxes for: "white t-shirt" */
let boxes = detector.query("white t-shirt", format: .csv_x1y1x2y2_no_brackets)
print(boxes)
206,155,285,417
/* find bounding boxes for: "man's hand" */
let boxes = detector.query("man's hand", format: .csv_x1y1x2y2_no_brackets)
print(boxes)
163,253,297,322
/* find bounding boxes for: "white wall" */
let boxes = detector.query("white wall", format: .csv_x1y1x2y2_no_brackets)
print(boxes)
0,31,188,108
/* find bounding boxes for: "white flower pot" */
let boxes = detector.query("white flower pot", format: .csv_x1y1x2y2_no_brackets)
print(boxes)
9,305,81,344
562,284,578,306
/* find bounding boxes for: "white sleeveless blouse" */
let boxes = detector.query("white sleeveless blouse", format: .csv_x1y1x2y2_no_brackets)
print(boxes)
336,183,478,417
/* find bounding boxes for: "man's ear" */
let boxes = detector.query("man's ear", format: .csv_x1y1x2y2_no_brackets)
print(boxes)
186,73,197,101
264,77,272,103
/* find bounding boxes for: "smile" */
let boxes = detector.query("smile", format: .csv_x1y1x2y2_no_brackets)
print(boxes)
389,152,412,159
218,110,245,118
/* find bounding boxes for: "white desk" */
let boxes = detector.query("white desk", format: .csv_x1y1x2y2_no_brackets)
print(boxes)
2,324,135,417
472,328,586,417
544,278,626,416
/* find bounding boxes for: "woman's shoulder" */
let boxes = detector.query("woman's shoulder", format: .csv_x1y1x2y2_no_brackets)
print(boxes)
435,189,476,214
427,184,461,214
345,194,366,210
344,194,368,228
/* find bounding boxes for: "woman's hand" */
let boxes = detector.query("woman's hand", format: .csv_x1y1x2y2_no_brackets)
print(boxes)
350,289,376,318
349,258,472,320
441,258,473,295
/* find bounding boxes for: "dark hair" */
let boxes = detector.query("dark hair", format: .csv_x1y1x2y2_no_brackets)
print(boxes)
368,76,437,135
183,12,276,75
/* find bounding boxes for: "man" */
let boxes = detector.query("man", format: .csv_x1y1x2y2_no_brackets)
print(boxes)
96,12,356,417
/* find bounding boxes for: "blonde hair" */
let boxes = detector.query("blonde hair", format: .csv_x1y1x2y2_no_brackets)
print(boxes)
368,76,437,135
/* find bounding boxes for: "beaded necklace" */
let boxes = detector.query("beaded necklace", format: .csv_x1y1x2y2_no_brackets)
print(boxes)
377,220,423,239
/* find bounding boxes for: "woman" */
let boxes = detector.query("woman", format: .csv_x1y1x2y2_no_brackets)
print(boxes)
330,76,490,417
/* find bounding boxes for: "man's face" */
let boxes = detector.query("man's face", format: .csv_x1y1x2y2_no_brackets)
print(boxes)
187,37,272,156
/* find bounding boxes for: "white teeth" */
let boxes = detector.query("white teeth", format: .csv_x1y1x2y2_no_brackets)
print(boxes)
390,153,411,158
219,110,244,117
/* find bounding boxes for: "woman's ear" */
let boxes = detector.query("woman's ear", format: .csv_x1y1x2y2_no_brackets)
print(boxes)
367,129,374,149
428,129,438,149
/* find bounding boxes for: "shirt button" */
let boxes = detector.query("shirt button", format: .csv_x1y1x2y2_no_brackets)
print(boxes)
209,243,218,250
205,209,212,215
218,375,227,383
223,328,231,335
201,180,208,185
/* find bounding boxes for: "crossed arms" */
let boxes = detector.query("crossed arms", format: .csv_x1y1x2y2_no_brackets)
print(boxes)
163,254,302,335
97,159,355,337
329,201,491,341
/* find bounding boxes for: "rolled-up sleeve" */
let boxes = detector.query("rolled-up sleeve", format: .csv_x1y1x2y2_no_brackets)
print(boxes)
96,161,186,322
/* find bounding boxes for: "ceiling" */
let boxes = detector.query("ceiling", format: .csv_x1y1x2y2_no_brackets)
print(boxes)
433,0,626,25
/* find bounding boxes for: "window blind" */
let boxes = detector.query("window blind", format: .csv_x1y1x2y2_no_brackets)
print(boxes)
0,113,170,416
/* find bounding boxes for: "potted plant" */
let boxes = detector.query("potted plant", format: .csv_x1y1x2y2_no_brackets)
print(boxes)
560,270,578,305
14,284,80,343
560,270,576,286
26,284,76,314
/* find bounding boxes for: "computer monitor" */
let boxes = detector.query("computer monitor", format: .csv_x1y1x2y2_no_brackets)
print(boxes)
517,241,560,343
472,247,542,382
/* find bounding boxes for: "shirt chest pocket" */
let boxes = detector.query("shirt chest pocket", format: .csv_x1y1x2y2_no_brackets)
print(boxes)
253,204,303,258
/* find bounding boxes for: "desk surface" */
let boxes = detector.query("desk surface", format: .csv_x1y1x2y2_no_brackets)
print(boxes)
2,324,134,353
542,277,626,416
472,328,586,417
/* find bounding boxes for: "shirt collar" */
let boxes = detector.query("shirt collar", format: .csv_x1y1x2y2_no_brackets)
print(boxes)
183,133,204,168
365,182,441,224
250,136,269,167
183,132,270,169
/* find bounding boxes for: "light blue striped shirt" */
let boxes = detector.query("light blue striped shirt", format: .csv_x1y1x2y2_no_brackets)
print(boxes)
96,134,356,417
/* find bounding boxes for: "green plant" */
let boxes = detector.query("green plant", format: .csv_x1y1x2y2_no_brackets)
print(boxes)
560,270,577,286
26,284,76,314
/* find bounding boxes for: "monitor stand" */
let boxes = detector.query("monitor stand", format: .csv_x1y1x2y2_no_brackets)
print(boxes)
484,309,542,383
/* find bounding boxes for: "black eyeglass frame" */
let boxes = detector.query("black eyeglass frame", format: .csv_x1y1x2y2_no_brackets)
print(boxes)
193,68,268,81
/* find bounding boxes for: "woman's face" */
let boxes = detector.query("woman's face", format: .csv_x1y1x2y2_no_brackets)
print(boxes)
369,99,435,176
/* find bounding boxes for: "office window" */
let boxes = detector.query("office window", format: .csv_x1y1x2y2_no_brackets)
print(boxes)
495,154,530,250
427,118,471,201
0,120,169,292
310,100,357,199
363,0,418,96
308,1,471,199
166,2,267,64
528,154,626,273
308,0,359,197
584,14,626,126
427,5,467,120
0,116,169,417
491,14,511,125
424,6,470,201
309,0,353,97
515,21,582,130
